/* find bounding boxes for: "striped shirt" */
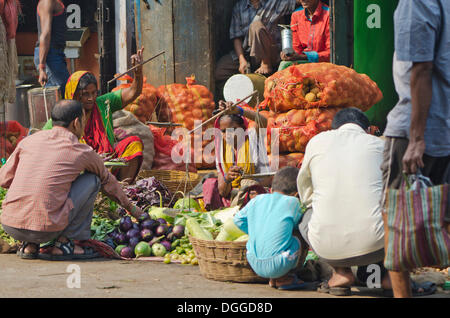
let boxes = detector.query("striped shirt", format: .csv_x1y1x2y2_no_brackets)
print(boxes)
0,127,131,232
229,0,297,54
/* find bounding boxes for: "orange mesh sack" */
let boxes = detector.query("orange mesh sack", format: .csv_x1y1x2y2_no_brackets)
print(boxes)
157,76,216,169
112,75,158,123
263,63,383,113
268,108,338,153
269,152,304,169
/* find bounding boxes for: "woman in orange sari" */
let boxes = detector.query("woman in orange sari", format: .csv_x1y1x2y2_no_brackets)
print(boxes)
44,48,145,184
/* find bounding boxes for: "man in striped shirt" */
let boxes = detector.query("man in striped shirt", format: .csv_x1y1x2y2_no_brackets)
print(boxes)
0,100,145,261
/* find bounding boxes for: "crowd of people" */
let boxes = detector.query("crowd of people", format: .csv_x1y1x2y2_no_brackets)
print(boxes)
0,0,448,299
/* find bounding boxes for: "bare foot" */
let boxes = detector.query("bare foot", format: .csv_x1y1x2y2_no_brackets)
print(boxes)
273,274,304,288
328,267,356,288
23,243,39,254
255,62,272,76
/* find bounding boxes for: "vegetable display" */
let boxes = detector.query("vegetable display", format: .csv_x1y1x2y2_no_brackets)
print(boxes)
0,187,17,248
124,177,172,211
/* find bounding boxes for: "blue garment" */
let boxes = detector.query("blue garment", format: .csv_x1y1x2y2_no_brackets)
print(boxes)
233,192,303,278
387,0,450,157
34,47,70,98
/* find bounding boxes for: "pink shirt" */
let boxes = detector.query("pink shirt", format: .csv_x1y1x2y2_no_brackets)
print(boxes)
0,127,131,232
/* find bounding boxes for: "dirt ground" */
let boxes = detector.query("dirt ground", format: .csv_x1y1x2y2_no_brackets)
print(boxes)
0,254,449,298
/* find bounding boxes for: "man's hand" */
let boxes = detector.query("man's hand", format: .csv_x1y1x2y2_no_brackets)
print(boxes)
39,69,48,87
239,58,249,74
128,204,145,220
402,140,425,174
280,51,307,61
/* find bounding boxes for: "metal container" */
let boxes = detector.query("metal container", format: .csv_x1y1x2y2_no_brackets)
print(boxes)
27,87,61,129
281,28,294,55
6,84,34,128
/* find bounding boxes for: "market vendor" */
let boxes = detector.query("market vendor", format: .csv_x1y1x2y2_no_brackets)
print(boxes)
0,100,145,261
202,101,271,210
279,0,330,71
43,48,146,184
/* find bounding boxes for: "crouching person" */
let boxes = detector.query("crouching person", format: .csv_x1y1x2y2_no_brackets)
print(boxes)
233,167,308,290
0,100,145,261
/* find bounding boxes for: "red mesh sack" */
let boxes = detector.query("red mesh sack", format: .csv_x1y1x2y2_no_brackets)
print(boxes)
267,108,338,154
269,152,304,169
149,125,197,172
157,76,216,169
263,63,383,113
112,75,158,123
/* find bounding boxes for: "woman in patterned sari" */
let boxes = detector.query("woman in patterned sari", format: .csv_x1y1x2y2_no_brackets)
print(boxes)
44,48,145,184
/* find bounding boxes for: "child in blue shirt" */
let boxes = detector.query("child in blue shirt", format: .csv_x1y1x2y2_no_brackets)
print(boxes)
233,166,308,290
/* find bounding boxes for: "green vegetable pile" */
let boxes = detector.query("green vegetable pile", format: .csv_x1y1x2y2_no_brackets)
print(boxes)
90,213,120,242
0,187,19,247
163,235,198,265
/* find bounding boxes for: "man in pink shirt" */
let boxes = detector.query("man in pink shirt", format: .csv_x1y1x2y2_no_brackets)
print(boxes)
0,100,145,261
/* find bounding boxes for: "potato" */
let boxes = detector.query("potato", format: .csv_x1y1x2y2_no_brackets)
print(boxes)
310,87,320,95
305,92,317,102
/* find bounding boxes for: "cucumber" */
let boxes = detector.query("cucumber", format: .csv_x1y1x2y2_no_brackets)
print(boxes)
186,218,213,240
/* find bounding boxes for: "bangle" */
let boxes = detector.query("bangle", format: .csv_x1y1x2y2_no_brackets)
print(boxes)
39,64,46,70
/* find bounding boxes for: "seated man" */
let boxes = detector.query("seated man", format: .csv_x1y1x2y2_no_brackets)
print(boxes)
279,0,330,70
297,108,387,296
0,100,145,261
215,0,298,100
297,108,436,297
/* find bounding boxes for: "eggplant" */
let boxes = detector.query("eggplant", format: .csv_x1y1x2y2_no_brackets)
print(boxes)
160,240,172,252
132,223,140,231
172,225,185,238
119,216,133,233
155,224,168,236
141,219,158,231
126,228,140,241
116,232,128,244
128,237,140,250
140,229,153,242
138,212,150,223
156,218,167,225
120,246,134,259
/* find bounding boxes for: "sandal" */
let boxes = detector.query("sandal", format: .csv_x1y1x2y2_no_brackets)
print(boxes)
38,239,75,261
72,245,100,260
16,242,39,260
318,280,352,296
275,275,308,290
382,280,437,298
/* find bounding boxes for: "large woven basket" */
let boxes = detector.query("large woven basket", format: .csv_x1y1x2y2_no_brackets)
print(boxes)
189,236,268,283
138,169,202,194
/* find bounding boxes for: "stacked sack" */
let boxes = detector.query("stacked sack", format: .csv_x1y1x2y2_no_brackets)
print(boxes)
156,76,216,169
112,75,159,124
260,63,383,169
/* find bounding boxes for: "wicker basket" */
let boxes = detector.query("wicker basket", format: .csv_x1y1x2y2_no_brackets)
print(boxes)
138,169,202,194
189,235,268,283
